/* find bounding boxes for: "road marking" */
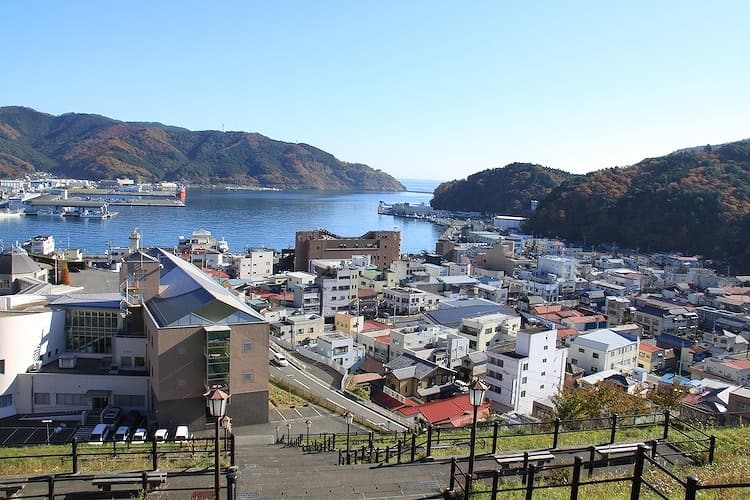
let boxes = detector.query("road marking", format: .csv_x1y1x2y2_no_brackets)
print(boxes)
274,409,287,421
296,381,310,390
294,407,303,417
312,407,321,416
367,419,379,426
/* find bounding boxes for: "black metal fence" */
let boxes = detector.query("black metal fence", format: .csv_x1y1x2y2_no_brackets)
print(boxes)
448,445,750,499
291,411,716,467
0,434,235,474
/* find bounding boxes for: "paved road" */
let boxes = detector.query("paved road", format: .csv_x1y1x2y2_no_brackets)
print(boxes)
269,348,409,432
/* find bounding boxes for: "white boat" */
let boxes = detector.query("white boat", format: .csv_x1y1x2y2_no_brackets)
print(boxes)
0,208,23,218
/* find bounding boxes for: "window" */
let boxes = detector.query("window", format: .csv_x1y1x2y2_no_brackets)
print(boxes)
120,356,133,368
34,393,51,405
497,359,504,368
244,373,253,382
544,345,549,350
178,345,186,355
520,390,526,397
178,377,185,387
134,357,145,368
541,371,546,376
243,342,253,352
592,353,599,359
540,385,545,389
56,393,86,406
0,359,4,374
571,358,578,365
578,348,585,353
114,394,145,407
522,363,528,371
522,377,527,384
542,358,547,363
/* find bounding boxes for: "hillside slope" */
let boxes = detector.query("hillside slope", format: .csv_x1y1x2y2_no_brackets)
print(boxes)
430,162,573,214
526,140,750,270
0,106,404,191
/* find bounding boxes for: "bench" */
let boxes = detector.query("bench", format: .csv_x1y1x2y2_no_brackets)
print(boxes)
0,484,24,499
594,442,648,459
494,451,555,470
92,472,166,492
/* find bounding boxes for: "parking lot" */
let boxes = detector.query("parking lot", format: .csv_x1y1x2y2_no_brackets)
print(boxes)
0,423,77,446
271,403,322,423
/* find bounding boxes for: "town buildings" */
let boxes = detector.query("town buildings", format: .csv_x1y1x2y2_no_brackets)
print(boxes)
294,229,401,272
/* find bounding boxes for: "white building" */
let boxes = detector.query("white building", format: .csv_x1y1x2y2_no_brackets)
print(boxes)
313,263,359,319
537,255,576,281
314,333,365,369
568,328,639,375
458,312,521,351
484,328,568,414
493,215,526,231
234,248,274,280
389,324,468,368
31,235,55,256
382,287,440,315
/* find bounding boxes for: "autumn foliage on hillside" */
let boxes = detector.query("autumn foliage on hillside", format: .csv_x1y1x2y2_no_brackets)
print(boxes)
527,141,750,272
430,163,573,214
0,106,404,191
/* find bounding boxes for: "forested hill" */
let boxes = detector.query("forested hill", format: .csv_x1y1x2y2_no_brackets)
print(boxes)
0,106,404,191
430,163,573,214
526,140,750,271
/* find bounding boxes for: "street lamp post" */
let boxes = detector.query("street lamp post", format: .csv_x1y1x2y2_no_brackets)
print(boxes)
344,411,353,462
205,387,230,500
286,422,292,444
221,416,232,455
42,420,52,444
467,378,488,496
305,419,312,447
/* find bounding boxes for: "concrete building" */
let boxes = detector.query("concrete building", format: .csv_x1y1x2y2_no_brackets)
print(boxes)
389,324,468,369
121,248,270,427
233,248,274,280
271,313,325,346
537,255,576,281
484,328,568,414
382,287,440,315
294,229,401,272
313,262,359,319
457,312,521,351
568,328,639,375
637,342,675,373
0,248,48,295
30,235,55,256
314,333,365,369
631,297,699,337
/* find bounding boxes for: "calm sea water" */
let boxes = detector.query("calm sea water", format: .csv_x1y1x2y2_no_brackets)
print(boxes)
0,179,444,255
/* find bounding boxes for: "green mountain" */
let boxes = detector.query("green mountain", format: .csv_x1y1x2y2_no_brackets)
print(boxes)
0,106,404,191
526,140,750,271
430,163,573,214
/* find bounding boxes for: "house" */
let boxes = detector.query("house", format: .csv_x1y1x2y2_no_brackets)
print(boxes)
313,333,365,370
233,248,274,280
271,313,324,346
484,327,568,414
0,248,49,295
456,351,488,382
637,342,675,373
631,297,698,337
457,312,522,351
567,328,639,375
382,286,440,315
383,352,457,403
399,394,491,427
690,356,750,385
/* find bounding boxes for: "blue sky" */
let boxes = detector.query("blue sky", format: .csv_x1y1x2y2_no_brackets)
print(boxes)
2,1,748,181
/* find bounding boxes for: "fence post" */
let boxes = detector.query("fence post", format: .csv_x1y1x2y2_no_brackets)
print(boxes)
332,433,336,450
141,470,148,493
449,457,456,492
685,475,699,500
411,433,416,462
152,437,158,471
385,446,390,463
230,434,236,466
47,475,55,499
492,420,499,453
226,465,238,500
663,410,670,441
113,438,117,457
491,468,500,500
610,413,618,444
426,425,433,459
708,435,716,464
630,444,646,500
525,464,536,500
521,451,530,485
553,418,561,449
71,438,78,474
588,446,596,478
369,431,374,451
397,440,402,464
570,456,583,500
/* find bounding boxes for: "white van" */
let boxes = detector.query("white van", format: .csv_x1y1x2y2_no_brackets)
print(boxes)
89,423,111,444
154,428,169,442
114,426,131,442
272,351,289,367
175,425,189,442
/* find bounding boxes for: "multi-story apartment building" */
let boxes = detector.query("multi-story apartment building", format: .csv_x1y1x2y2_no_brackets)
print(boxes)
271,313,324,346
631,297,698,337
290,283,321,315
457,312,521,351
294,229,401,271
233,248,274,280
30,235,55,256
389,324,467,368
568,328,639,375
382,286,440,315
313,262,359,319
313,333,365,369
484,328,568,414
537,255,576,281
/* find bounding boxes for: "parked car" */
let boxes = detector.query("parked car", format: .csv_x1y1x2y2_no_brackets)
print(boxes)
272,351,289,367
175,425,189,442
114,426,131,442
154,428,169,442
89,423,111,444
131,428,148,443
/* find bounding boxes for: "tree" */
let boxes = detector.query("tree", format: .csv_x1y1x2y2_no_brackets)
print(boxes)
648,381,686,410
59,262,71,285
